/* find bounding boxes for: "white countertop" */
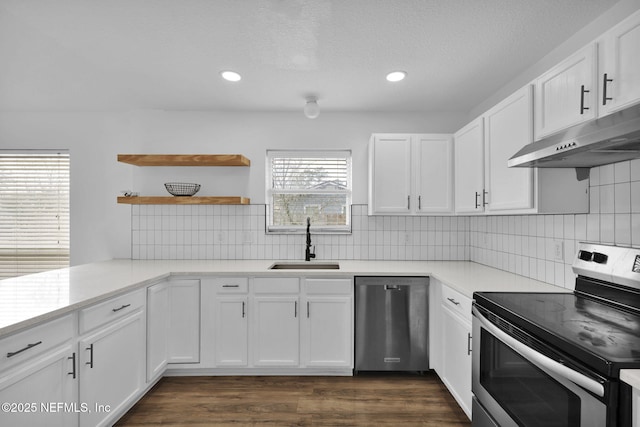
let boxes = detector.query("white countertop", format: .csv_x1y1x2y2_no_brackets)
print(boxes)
0,259,567,337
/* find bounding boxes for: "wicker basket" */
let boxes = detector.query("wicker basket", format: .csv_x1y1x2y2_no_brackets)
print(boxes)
164,182,201,196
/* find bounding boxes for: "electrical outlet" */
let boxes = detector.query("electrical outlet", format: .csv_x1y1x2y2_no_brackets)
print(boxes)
554,240,564,261
404,233,412,245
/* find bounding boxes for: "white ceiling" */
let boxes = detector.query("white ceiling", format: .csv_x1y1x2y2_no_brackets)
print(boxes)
0,0,621,114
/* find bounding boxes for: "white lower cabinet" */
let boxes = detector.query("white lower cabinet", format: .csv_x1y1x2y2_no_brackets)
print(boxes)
303,278,353,368
214,295,248,366
146,281,169,381
437,284,472,420
79,310,146,427
252,277,301,367
0,344,77,427
167,279,201,364
204,276,353,373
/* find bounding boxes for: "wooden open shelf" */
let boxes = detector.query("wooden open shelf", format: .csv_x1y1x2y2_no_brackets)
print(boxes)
117,196,250,205
117,154,250,167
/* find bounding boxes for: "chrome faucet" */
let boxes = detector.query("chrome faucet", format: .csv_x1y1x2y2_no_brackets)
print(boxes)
305,217,316,261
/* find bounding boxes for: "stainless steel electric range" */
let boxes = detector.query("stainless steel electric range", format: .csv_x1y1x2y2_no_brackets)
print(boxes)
472,243,640,427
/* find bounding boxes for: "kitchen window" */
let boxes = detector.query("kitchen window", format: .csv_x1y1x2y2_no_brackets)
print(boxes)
266,150,352,233
0,151,70,279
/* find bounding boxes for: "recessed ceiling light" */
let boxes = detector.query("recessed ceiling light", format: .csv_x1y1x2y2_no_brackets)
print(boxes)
220,71,242,82
386,71,407,82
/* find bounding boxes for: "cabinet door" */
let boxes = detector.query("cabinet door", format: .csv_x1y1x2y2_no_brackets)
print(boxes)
414,134,454,214
167,279,200,364
454,118,485,214
214,296,248,366
0,345,77,427
369,135,412,214
535,44,598,139
441,306,472,420
600,10,640,115
146,281,169,381
304,296,352,367
485,86,535,213
79,311,145,427
252,296,299,367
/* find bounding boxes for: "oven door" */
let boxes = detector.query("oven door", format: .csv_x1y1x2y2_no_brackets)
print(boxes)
472,306,608,427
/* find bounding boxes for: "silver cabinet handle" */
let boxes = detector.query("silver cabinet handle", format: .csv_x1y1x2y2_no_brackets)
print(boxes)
473,306,604,397
418,195,422,210
447,297,460,306
222,284,239,288
475,192,480,209
242,301,245,318
7,340,42,358
112,304,131,312
86,344,94,368
467,333,472,355
602,73,613,105
580,85,590,114
307,301,310,318
482,190,489,207
294,301,298,318
407,195,410,210
385,284,400,291
68,352,77,379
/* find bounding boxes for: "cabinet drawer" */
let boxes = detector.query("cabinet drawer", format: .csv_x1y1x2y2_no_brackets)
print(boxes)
253,278,299,294
79,289,145,334
441,285,472,321
0,314,74,370
210,277,248,294
305,278,352,295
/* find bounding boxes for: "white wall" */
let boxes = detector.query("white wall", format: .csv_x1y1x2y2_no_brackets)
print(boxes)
468,0,640,120
129,110,465,204
0,112,135,265
0,110,466,265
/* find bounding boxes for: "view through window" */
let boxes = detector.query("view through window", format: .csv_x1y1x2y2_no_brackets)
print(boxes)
0,152,70,279
266,150,352,233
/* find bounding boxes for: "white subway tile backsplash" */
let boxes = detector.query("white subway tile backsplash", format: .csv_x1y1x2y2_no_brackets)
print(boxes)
600,164,614,185
614,161,630,183
129,159,639,289
614,182,631,213
467,160,640,287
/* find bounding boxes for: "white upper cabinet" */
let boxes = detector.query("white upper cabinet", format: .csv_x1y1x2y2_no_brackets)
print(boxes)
454,85,589,215
368,134,412,214
599,10,640,115
534,43,598,139
485,86,536,212
454,118,485,214
413,134,454,214
369,133,454,215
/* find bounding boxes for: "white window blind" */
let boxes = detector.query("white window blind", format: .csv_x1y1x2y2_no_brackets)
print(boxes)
266,150,351,233
0,152,70,279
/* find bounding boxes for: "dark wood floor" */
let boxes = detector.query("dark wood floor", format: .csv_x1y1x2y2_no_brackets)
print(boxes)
115,373,471,426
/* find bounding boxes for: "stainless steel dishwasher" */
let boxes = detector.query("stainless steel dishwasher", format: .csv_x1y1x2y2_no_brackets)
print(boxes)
355,276,429,373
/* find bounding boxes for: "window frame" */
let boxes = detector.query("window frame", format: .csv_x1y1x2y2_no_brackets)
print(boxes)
265,149,352,234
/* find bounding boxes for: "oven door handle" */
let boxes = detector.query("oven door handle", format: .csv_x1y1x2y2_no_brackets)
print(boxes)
473,307,605,397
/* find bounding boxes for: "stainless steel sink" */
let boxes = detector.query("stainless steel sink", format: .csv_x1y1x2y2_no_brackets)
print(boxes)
268,262,340,270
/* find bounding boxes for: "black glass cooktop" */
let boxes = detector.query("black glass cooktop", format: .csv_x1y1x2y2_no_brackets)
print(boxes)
474,290,640,377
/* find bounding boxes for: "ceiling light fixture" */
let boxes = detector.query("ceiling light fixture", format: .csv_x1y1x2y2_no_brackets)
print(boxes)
304,97,320,119
220,70,242,82
386,71,407,82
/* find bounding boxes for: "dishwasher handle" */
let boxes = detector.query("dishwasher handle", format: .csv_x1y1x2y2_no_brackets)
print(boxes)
384,284,401,291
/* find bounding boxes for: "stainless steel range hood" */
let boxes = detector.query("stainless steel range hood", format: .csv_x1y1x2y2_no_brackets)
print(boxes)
508,103,640,168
